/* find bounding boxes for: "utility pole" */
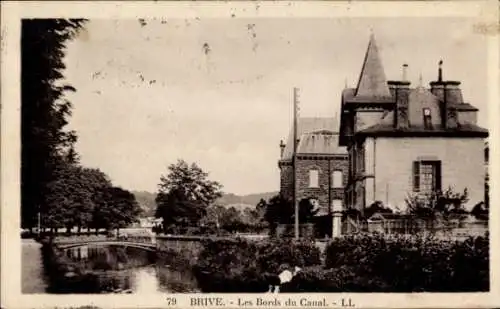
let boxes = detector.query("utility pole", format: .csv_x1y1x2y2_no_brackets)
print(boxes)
37,207,41,237
293,87,300,240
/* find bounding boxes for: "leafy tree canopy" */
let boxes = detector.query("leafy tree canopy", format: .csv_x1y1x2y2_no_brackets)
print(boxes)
95,186,143,230
155,160,223,230
43,166,110,229
263,194,294,226
21,19,86,228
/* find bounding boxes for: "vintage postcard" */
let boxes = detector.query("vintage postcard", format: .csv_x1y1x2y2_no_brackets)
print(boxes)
1,1,499,308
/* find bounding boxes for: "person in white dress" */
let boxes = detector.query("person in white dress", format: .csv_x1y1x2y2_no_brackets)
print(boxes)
267,266,302,293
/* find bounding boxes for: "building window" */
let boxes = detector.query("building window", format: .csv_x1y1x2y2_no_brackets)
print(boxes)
423,108,432,129
309,170,319,188
413,161,441,194
332,170,343,188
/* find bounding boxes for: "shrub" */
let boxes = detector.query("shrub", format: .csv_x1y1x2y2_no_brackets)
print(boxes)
324,234,489,292
364,201,393,219
192,238,321,292
257,238,321,273
281,265,391,292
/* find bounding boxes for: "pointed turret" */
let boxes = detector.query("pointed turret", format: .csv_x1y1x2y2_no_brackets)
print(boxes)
355,33,391,98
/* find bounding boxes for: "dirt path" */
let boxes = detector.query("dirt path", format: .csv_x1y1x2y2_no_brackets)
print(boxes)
22,239,47,293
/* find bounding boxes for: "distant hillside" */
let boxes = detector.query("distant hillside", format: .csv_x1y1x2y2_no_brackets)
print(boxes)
132,190,278,217
216,191,278,207
132,191,157,217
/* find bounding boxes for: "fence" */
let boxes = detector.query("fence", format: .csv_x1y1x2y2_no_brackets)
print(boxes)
342,217,488,239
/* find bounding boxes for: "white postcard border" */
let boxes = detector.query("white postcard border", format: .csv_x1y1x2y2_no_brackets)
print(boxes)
1,1,499,308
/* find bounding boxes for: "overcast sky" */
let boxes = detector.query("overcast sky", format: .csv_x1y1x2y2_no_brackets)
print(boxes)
64,17,488,195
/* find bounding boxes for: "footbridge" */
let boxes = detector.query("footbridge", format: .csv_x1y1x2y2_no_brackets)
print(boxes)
55,238,158,252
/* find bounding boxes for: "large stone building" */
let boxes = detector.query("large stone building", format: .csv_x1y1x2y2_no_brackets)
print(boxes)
338,34,489,212
278,117,348,236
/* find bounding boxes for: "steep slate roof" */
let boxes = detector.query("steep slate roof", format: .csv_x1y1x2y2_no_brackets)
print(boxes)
281,117,347,160
407,87,441,127
354,33,392,99
340,33,487,140
296,131,347,156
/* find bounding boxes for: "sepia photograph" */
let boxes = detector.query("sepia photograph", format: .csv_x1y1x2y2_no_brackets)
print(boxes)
2,1,499,308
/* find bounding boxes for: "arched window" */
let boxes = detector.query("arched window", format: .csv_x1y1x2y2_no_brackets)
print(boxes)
332,170,343,188
309,170,319,188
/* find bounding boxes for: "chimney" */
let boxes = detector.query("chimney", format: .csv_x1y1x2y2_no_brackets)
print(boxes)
279,140,286,158
430,60,445,101
438,59,443,81
402,64,408,81
388,80,411,129
444,81,461,129
444,81,463,105
430,60,461,129
388,82,396,97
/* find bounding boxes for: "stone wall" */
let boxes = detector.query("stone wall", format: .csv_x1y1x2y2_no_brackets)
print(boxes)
279,161,293,200
295,156,348,214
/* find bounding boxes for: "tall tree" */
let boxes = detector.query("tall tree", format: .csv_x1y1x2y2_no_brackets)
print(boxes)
263,194,294,236
155,160,223,231
43,166,111,232
199,204,226,230
94,186,142,232
21,19,86,229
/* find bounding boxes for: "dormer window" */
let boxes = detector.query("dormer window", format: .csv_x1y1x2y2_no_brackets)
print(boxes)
423,108,432,129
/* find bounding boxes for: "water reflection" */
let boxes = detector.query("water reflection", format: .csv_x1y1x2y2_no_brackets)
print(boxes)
133,268,161,294
58,245,198,293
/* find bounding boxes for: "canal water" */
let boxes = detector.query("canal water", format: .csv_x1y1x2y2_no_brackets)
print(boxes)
22,239,199,294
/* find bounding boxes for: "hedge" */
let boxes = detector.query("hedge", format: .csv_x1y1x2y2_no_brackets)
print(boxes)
321,234,489,292
192,238,321,292
193,234,489,293
280,265,391,292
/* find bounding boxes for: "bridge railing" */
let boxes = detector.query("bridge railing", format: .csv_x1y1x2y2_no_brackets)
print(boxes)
123,235,156,244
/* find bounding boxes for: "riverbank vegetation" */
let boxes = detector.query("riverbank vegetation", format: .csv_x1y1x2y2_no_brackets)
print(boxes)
192,238,321,292
41,230,489,293
192,234,489,292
